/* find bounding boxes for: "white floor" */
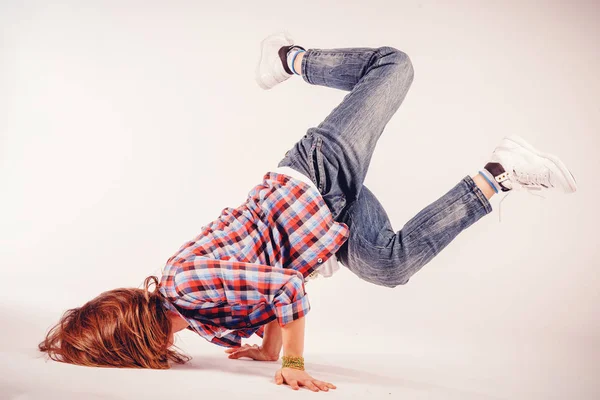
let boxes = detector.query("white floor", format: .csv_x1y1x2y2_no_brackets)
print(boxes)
2,306,598,400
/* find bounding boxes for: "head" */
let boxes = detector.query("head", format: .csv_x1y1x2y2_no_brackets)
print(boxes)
38,276,191,369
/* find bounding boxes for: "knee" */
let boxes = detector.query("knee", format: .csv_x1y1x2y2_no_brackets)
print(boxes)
360,264,412,288
365,275,410,289
377,46,414,85
377,260,416,288
381,273,411,288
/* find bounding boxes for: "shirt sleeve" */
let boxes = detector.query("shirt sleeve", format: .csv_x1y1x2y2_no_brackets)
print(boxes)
175,258,311,327
254,325,265,339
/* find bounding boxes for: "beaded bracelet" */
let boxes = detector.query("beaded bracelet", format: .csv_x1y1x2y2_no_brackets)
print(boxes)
281,355,305,371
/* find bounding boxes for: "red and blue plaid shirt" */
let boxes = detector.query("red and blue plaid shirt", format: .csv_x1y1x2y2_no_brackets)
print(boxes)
158,171,350,347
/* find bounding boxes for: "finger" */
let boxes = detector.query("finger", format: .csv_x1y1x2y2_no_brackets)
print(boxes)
313,381,330,391
231,348,261,360
274,370,283,385
289,380,300,390
224,347,241,353
326,382,337,389
228,349,248,359
302,380,319,392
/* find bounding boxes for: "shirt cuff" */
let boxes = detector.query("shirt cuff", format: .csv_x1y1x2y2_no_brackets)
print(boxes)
274,293,311,326
254,325,265,338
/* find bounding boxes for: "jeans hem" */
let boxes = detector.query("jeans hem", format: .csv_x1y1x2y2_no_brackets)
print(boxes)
301,49,312,85
464,175,493,215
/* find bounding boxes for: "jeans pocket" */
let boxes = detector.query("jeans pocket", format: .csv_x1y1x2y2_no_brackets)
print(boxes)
324,192,347,220
308,135,326,193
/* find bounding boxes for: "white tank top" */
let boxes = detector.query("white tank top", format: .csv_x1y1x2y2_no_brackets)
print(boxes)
271,166,341,282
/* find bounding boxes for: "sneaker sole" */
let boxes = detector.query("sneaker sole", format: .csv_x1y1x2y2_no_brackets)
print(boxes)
504,135,578,193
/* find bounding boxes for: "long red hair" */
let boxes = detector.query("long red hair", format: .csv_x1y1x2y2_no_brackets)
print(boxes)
38,276,191,369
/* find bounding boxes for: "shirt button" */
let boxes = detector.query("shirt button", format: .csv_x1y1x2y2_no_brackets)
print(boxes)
317,258,323,263
245,322,251,327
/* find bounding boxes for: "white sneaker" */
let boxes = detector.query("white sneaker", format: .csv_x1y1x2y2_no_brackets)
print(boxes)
485,135,577,194
255,31,299,90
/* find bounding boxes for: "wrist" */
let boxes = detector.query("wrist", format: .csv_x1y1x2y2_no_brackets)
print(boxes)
281,355,305,371
261,345,280,361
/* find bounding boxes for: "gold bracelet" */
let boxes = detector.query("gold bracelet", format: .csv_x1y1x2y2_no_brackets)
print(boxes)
281,355,305,371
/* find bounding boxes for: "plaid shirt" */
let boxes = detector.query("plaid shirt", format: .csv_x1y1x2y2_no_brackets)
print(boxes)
159,171,350,347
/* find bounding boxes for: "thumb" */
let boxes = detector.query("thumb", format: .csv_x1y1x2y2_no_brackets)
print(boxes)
224,347,241,353
274,369,283,385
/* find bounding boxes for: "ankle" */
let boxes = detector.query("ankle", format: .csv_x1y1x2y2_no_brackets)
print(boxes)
473,173,496,200
278,45,305,76
286,46,305,75
294,52,304,75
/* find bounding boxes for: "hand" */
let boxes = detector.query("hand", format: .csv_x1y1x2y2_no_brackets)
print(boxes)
275,367,337,392
224,343,278,361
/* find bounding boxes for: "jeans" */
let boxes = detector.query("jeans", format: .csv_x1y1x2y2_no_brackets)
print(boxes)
277,46,493,288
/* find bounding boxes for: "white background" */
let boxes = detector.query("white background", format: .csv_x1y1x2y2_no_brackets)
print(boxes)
1,1,598,399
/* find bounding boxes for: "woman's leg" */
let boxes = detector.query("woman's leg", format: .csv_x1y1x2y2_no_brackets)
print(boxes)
275,41,575,288
337,179,492,288
278,45,414,219
275,44,493,287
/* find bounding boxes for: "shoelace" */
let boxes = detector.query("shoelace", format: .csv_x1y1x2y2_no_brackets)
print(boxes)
497,190,546,222
513,170,553,189
497,170,549,222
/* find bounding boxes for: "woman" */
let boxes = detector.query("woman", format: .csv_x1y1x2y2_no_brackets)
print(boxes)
39,31,577,392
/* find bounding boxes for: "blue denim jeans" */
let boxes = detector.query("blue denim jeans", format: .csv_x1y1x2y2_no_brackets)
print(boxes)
277,46,492,288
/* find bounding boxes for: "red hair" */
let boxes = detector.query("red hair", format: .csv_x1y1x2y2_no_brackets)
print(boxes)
38,276,191,369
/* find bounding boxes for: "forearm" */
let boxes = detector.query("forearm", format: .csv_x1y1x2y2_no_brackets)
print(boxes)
281,316,305,357
261,319,283,357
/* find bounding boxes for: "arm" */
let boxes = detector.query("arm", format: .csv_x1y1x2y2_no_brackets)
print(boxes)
261,318,283,359
275,314,336,391
174,258,311,332
258,306,307,360
175,258,334,389
227,317,284,361
281,315,304,358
